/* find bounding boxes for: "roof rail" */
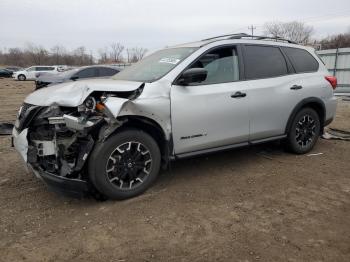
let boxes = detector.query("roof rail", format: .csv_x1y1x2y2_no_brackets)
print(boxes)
201,33,250,41
228,34,297,44
202,33,297,44
254,35,297,44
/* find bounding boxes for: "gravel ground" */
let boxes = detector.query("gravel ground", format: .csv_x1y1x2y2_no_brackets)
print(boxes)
0,78,350,262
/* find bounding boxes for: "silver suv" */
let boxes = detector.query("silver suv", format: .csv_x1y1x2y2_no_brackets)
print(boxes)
12,34,337,200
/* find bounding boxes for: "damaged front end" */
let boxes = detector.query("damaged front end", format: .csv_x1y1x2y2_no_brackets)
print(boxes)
12,90,137,198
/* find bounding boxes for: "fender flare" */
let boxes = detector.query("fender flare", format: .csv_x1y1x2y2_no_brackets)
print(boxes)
98,115,173,169
285,97,326,134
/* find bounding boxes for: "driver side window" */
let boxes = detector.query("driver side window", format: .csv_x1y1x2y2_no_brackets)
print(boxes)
189,46,239,85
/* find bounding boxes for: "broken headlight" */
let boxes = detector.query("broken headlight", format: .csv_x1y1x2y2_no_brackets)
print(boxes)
78,96,97,113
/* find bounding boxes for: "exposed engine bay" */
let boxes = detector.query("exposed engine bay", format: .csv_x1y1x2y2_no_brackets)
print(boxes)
12,78,172,199
15,88,142,182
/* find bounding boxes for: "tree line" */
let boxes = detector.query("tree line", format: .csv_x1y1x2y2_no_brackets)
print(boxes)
0,42,148,67
1,22,349,67
263,21,350,50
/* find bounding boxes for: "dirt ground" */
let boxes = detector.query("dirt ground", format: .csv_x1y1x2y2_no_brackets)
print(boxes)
0,78,350,262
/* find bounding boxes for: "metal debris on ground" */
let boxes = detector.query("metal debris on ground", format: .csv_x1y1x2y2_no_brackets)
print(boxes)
322,128,350,141
307,152,323,156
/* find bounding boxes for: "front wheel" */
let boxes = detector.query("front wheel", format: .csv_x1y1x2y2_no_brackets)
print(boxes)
286,107,320,154
18,74,26,81
88,129,161,200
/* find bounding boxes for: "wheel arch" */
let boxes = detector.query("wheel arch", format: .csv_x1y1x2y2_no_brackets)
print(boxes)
285,97,326,134
111,115,173,168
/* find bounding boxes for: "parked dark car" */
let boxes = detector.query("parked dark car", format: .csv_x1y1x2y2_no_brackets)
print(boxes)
35,65,120,89
0,68,13,77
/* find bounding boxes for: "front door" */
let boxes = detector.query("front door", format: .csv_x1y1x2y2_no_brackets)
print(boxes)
171,46,250,155
26,67,37,80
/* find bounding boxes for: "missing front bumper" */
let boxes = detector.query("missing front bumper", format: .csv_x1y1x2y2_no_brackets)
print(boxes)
12,127,90,198
28,164,89,198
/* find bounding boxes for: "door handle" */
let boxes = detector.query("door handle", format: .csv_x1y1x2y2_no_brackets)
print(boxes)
231,91,246,98
290,85,303,90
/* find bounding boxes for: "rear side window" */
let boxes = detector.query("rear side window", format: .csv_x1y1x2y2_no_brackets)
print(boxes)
282,47,319,73
76,68,97,78
36,67,55,71
244,45,288,80
98,67,118,77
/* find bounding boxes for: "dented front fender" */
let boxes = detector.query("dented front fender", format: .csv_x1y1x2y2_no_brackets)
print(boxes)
103,81,172,140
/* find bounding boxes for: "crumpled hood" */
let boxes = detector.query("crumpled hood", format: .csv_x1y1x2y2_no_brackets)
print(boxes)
25,79,143,107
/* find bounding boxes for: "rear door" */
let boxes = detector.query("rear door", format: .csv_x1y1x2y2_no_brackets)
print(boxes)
281,47,322,99
171,45,250,155
242,44,305,141
35,67,56,78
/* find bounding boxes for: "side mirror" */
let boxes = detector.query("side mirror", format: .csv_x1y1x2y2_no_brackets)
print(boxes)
70,76,79,81
177,68,207,86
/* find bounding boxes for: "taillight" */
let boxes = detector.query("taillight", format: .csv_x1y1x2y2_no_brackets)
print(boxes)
325,76,337,90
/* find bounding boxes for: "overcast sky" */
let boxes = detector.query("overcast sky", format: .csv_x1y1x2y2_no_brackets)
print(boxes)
0,0,349,54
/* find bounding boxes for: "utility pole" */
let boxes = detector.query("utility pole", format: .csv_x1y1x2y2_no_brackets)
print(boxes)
248,25,256,38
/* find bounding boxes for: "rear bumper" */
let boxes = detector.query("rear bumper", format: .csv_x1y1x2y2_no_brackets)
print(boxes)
324,96,337,126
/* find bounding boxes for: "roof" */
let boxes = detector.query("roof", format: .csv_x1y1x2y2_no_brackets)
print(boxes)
172,33,302,49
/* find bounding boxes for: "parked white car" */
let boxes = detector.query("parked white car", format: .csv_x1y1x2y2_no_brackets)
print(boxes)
12,66,62,81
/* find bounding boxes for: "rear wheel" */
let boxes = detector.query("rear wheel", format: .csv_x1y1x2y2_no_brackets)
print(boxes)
18,74,26,81
89,129,161,200
286,107,320,154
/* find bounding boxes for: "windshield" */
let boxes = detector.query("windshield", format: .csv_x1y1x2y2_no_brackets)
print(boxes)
112,47,198,82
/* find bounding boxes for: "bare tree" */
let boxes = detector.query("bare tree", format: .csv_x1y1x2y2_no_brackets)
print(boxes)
26,43,49,64
73,46,91,65
126,47,148,63
264,21,314,44
110,42,124,62
126,48,132,63
134,47,148,61
98,47,109,64
51,45,66,64
319,33,350,49
6,48,24,66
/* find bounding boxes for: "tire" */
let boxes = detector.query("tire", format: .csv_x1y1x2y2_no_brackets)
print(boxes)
18,74,26,81
286,107,321,154
88,129,161,200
